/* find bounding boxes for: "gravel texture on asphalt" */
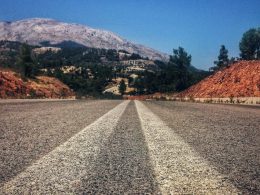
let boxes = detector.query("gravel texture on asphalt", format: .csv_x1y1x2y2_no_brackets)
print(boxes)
136,100,239,194
143,101,260,194
76,101,160,194
0,100,259,194
0,100,122,185
1,100,129,194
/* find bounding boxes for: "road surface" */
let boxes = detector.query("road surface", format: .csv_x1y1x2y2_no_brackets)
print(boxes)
0,100,259,194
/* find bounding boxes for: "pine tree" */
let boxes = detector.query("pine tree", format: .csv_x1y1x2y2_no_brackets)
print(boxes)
17,43,37,78
118,79,126,95
169,47,191,68
168,47,192,91
214,45,229,69
239,28,260,60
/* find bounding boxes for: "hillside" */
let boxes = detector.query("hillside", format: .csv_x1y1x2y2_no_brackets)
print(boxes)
178,61,260,98
0,40,209,98
0,18,168,61
0,69,75,98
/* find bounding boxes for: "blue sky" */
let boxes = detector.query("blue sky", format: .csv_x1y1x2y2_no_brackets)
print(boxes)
0,0,259,70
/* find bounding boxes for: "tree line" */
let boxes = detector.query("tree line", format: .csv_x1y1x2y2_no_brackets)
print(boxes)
210,27,260,71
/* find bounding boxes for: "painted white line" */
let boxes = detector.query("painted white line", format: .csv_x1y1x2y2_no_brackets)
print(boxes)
135,100,239,194
1,100,130,194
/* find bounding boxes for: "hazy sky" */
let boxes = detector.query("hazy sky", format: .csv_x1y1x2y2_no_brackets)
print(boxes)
1,0,260,69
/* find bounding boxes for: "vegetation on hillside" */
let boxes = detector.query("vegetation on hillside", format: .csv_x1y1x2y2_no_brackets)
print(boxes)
1,27,258,98
132,47,209,94
0,41,209,98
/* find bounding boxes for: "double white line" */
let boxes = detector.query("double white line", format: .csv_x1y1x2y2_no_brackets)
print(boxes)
2,100,239,194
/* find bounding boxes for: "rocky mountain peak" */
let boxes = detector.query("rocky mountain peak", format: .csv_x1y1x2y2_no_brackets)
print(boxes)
0,18,169,61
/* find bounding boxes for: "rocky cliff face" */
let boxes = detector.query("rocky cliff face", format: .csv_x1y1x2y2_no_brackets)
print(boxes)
0,69,75,99
0,18,168,61
178,61,260,98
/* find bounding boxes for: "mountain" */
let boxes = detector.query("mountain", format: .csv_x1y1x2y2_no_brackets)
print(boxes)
178,60,260,98
0,18,168,61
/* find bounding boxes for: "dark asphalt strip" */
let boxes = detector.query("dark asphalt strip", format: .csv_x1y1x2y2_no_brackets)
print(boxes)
0,100,122,185
144,101,260,194
77,101,160,194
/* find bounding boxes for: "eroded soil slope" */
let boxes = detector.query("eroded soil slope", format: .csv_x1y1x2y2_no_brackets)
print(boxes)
179,60,260,98
0,69,74,98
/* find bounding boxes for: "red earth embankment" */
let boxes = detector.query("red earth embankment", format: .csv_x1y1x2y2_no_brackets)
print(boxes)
178,60,260,98
0,69,75,99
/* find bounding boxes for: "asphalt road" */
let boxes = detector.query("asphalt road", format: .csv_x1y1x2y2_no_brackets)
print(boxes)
0,100,259,194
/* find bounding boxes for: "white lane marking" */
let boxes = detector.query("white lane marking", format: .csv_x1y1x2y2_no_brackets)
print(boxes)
135,100,239,194
1,100,130,194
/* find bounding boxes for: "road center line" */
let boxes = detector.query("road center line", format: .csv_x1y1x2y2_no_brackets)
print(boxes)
1,100,130,194
135,100,239,194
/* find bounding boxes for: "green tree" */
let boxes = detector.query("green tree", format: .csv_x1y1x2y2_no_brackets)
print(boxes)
133,76,145,94
239,28,260,60
168,47,192,91
118,79,126,95
129,53,142,60
214,45,229,69
170,47,192,68
128,76,134,86
17,43,38,78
